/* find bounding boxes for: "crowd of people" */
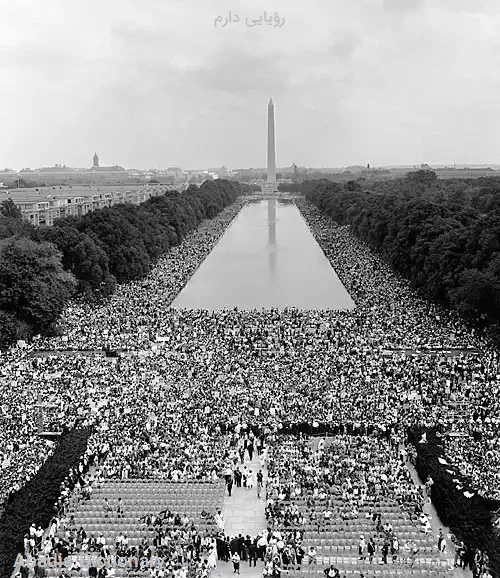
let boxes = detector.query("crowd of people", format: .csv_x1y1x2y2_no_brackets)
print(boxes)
264,435,494,577
265,436,422,555
28,509,221,578
1,194,499,577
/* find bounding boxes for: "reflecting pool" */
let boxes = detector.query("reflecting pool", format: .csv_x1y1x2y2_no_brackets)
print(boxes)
171,199,355,310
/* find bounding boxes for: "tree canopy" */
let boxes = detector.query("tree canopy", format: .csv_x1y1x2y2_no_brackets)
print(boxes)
0,180,243,349
0,237,77,335
301,177,500,340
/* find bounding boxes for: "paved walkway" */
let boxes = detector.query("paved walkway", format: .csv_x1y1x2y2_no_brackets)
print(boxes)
223,453,268,537
406,460,471,578
212,452,268,578
211,443,472,578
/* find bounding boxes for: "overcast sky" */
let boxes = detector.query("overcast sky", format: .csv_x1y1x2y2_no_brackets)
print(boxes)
1,0,500,170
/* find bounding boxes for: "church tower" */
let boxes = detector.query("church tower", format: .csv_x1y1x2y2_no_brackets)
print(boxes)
93,152,99,168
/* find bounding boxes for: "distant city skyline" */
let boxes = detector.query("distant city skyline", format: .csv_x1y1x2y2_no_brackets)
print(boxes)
4,160,500,173
2,0,500,171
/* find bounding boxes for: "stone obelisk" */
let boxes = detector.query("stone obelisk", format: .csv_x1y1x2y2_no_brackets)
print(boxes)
267,98,276,182
264,98,277,194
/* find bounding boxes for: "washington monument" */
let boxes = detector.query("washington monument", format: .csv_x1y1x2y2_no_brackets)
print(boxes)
264,98,278,194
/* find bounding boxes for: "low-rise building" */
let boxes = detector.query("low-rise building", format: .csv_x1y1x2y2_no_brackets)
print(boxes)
434,167,499,180
4,184,171,226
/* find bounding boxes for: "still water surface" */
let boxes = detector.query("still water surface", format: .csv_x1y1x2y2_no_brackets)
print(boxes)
171,199,355,310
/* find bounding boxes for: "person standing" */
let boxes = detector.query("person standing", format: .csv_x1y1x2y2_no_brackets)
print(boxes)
391,535,399,563
425,476,434,503
35,526,44,551
257,534,267,561
367,537,375,564
222,537,231,562
438,529,446,553
224,465,233,485
208,546,217,570
237,534,246,560
257,470,264,499
227,475,234,497
473,549,484,578
454,540,465,568
296,544,305,568
232,551,241,574
462,545,474,571
230,536,240,556
247,440,254,461
381,541,389,564
104,497,113,518
358,535,366,561
248,539,258,567
216,535,225,561
117,497,124,519
243,535,252,562
214,510,225,532
29,523,36,543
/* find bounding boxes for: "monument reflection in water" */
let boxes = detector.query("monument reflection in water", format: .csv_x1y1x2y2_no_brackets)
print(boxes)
171,198,355,311
268,198,277,275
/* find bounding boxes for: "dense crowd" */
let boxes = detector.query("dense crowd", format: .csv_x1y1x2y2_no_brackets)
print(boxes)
1,195,499,577
264,436,418,569
264,435,492,577
266,436,423,518
26,508,219,578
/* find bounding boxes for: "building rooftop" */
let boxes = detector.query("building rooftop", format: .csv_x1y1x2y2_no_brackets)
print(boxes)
1,185,145,203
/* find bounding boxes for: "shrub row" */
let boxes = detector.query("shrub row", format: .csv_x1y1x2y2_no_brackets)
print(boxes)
0,428,94,578
408,428,500,577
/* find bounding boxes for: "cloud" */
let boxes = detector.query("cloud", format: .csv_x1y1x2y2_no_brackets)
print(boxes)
382,0,424,13
1,0,500,168
330,36,363,59
188,46,290,98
